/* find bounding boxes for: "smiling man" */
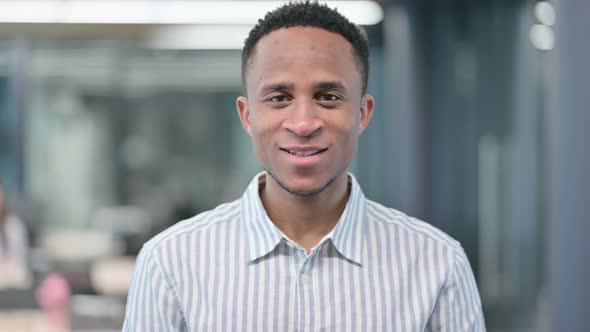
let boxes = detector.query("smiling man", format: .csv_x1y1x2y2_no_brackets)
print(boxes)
123,2,485,331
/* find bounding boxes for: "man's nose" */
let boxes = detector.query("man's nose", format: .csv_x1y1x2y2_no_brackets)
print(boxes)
282,101,323,137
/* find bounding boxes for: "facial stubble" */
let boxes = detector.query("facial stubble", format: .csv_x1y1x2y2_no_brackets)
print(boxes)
264,168,339,197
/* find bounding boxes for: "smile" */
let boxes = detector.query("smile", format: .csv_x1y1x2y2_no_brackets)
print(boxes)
279,146,328,167
282,149,325,157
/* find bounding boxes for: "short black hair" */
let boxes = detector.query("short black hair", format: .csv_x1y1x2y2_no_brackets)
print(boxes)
241,1,370,94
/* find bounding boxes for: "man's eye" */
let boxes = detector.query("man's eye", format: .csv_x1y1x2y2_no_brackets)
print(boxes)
268,95,289,103
318,94,341,102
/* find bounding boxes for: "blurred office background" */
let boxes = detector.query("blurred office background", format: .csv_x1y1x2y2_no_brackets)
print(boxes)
0,0,588,331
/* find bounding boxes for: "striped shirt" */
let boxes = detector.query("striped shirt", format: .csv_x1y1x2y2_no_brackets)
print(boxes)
123,172,485,331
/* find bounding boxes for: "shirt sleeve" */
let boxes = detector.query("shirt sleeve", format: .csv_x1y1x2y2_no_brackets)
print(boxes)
123,247,188,331
427,248,486,331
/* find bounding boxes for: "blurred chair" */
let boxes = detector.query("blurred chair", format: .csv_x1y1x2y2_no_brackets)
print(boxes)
89,256,135,296
39,230,124,263
69,294,126,331
37,230,125,293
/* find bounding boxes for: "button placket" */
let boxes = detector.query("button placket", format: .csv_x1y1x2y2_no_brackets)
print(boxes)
298,250,317,286
300,273,311,284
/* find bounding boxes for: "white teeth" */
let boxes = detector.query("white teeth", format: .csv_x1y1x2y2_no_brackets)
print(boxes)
288,150,321,157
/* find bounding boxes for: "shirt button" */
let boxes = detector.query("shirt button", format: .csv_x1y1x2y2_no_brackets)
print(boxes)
301,274,310,284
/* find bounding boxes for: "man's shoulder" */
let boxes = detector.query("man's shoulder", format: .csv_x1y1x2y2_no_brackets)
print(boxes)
141,199,242,254
365,199,463,254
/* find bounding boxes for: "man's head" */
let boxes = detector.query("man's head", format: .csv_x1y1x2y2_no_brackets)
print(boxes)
237,1,374,197
241,1,370,95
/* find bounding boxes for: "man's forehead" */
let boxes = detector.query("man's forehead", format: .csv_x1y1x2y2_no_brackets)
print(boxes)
258,27,350,50
262,26,348,41
248,28,357,73
248,26,354,66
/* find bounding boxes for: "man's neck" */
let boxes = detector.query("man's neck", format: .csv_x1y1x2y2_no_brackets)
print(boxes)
259,173,350,254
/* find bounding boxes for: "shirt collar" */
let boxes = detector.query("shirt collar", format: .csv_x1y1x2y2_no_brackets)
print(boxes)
241,171,367,265
327,172,366,265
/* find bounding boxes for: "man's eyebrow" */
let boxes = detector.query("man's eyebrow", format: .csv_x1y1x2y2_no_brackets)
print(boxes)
259,82,293,94
313,81,347,92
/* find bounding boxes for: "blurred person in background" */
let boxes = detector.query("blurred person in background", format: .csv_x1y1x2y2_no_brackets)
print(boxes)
0,181,30,289
124,1,485,331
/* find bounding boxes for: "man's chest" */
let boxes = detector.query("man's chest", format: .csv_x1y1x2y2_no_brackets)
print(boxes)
171,245,445,332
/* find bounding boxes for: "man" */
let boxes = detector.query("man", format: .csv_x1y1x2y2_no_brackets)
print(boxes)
123,2,485,331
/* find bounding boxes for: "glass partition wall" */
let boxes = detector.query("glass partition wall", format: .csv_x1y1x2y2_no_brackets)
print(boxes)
21,43,254,234
384,1,551,330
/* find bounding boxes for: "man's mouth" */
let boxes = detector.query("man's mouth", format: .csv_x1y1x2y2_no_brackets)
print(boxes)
280,147,328,157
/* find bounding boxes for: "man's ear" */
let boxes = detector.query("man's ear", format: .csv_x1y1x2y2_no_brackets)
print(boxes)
236,96,252,135
359,95,375,134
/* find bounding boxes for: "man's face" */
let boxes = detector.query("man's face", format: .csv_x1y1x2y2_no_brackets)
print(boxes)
237,27,374,196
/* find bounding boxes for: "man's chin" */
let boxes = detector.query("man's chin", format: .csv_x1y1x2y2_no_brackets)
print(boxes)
282,185,327,197
265,169,338,197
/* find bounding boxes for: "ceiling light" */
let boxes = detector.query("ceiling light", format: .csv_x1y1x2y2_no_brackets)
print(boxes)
0,1,384,25
148,25,254,50
534,2,556,26
530,24,555,50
